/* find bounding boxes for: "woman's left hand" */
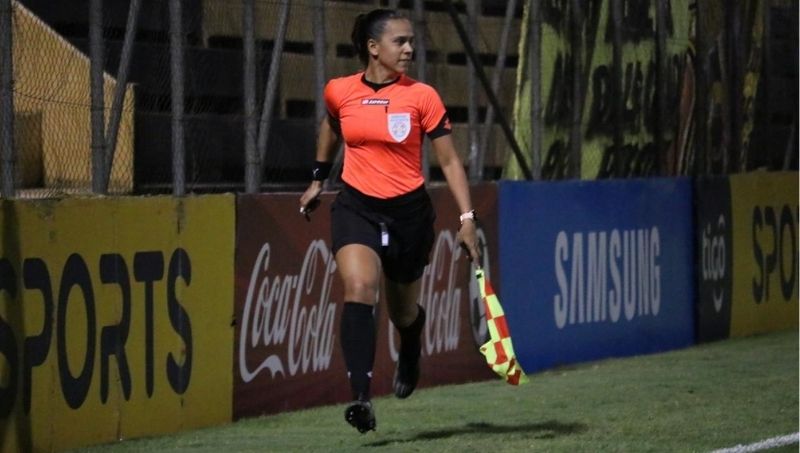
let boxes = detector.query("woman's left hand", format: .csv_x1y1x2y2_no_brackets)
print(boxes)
299,181,323,221
457,219,481,265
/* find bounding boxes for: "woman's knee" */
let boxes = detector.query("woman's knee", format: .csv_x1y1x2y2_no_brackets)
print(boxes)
388,304,417,327
336,244,381,303
385,280,421,327
342,277,380,303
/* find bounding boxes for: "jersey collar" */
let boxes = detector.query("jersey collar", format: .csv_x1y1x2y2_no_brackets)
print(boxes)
360,73,402,92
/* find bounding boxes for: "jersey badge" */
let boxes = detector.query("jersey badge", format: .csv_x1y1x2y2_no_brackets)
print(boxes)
388,113,411,142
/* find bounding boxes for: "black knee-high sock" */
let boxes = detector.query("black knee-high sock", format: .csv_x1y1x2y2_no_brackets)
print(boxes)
340,302,376,401
397,305,426,360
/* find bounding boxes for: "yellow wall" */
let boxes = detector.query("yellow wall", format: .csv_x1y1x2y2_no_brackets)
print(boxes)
12,1,135,193
729,172,799,336
0,195,234,453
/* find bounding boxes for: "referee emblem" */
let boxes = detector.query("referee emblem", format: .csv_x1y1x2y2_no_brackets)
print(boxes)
387,113,411,142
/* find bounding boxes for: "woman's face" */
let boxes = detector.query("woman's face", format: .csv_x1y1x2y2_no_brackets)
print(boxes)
368,18,414,74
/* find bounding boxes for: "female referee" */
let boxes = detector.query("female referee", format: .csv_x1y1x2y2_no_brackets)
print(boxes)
298,8,481,434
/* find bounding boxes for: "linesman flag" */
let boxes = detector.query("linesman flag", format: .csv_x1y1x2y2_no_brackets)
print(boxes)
476,268,528,385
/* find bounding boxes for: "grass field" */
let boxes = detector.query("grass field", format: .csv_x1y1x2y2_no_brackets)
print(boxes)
72,329,798,453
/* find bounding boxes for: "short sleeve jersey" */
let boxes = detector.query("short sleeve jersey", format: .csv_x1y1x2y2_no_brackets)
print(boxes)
324,72,451,199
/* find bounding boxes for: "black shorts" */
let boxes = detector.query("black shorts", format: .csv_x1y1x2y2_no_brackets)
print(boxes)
331,184,436,283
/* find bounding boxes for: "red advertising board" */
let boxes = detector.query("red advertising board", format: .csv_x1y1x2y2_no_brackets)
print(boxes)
234,184,498,418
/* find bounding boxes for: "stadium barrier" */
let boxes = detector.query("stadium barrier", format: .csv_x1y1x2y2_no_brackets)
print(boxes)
694,176,734,342
726,172,797,337
497,178,697,372
0,185,498,451
0,195,234,453
232,184,498,419
0,174,796,451
697,172,798,340
695,172,798,341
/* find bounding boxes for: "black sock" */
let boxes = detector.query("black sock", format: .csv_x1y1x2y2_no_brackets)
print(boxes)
397,305,425,361
340,302,376,401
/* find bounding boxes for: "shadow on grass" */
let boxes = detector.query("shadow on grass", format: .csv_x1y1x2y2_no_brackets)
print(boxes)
364,420,587,447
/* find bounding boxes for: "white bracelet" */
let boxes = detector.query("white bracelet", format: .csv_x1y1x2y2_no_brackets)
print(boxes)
459,210,476,224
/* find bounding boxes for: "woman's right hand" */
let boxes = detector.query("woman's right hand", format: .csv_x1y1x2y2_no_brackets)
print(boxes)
299,181,324,221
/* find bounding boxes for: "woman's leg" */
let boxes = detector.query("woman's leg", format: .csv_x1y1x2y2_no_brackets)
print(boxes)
384,277,426,398
337,243,382,304
384,278,421,326
336,244,382,432
336,243,381,399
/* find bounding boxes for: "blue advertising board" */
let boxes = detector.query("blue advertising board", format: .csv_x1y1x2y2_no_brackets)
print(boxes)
498,179,695,372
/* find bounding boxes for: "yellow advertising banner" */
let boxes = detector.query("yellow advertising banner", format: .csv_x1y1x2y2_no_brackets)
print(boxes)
729,172,799,337
0,195,234,453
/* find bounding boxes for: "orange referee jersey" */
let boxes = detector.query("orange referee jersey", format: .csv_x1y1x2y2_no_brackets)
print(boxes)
324,72,452,199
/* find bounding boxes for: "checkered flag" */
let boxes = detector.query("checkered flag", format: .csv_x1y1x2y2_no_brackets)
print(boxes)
476,269,528,385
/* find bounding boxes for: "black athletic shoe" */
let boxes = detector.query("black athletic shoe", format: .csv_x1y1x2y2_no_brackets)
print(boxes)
394,307,425,399
393,356,420,399
345,400,376,433
393,334,424,399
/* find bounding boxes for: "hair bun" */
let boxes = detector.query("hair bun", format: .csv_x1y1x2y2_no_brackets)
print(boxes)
350,9,404,66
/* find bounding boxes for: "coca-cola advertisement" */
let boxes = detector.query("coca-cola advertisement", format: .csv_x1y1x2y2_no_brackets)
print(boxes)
234,184,498,419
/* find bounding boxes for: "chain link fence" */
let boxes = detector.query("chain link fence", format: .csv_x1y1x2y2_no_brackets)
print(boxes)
3,0,524,197
508,0,798,180
1,0,796,197
5,1,135,197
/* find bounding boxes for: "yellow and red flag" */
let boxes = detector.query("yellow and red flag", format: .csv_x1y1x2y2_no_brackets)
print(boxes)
476,268,528,385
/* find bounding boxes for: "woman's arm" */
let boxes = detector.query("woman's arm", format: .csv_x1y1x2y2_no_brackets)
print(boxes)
430,134,481,264
299,115,341,216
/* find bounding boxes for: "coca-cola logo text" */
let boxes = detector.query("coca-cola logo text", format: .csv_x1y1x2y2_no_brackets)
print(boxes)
239,240,337,383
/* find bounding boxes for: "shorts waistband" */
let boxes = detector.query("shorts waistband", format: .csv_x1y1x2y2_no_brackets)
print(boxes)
343,183,428,209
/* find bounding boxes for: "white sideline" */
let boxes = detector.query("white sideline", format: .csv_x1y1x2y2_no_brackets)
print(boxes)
710,432,799,453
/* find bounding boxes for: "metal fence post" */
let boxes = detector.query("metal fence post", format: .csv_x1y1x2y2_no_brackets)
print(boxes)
412,0,430,180
466,0,480,182
478,0,516,181
0,0,14,197
725,0,741,173
656,0,668,175
243,0,258,193
569,0,584,179
694,2,707,175
313,0,326,132
527,0,541,180
102,0,141,193
611,0,624,177
257,0,290,180
169,0,185,196
90,0,105,193
314,0,341,190
443,0,532,180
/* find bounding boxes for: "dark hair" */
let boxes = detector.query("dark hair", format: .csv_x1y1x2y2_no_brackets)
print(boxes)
350,9,407,65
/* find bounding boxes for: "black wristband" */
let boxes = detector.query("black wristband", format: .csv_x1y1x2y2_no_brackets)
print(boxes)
312,160,333,181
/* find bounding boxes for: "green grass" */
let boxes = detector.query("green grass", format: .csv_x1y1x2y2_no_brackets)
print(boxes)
72,330,798,453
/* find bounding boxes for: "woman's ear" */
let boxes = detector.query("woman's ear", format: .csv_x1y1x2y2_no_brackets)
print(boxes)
367,38,379,59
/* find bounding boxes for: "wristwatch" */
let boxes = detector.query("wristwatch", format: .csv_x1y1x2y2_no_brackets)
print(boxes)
459,209,476,225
